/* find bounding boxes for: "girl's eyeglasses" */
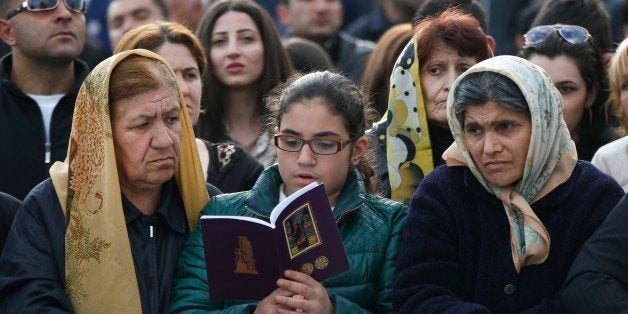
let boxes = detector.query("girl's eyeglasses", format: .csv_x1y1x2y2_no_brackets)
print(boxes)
524,25,591,47
6,0,87,20
274,135,354,155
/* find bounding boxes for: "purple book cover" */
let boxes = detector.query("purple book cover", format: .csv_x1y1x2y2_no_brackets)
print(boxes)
200,183,349,301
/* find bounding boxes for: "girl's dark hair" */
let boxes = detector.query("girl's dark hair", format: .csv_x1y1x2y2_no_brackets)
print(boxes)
454,71,530,124
520,27,619,160
196,0,294,142
265,71,378,193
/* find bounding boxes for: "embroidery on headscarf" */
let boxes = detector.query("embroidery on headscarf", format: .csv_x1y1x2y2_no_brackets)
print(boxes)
443,55,578,272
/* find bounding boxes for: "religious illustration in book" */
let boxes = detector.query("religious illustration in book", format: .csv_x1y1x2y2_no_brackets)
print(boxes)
283,202,322,259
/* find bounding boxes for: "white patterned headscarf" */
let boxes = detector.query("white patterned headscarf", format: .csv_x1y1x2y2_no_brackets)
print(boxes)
443,55,578,273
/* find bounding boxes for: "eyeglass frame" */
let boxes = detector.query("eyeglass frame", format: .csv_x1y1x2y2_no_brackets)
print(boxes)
523,25,591,47
6,0,88,20
274,134,355,155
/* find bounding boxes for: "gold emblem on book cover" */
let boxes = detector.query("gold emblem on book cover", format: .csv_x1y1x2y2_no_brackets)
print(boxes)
315,256,329,270
300,263,314,275
234,236,259,274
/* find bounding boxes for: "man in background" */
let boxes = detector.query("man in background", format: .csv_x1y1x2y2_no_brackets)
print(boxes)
0,0,90,199
107,0,168,49
276,0,374,83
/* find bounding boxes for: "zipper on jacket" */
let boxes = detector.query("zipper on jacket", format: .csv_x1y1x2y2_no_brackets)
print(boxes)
45,142,51,164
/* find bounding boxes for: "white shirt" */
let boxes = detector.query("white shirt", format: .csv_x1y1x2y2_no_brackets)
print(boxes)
28,94,64,142
591,135,628,192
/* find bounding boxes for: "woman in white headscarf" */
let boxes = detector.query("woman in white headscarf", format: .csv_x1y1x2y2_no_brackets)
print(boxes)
393,55,624,312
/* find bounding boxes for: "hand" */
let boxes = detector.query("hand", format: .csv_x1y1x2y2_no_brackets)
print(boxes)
273,270,333,314
254,287,293,314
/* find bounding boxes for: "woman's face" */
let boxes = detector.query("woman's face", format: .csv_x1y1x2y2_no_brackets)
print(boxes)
156,42,202,125
463,101,531,188
111,86,182,192
527,54,596,134
621,74,628,120
210,11,265,89
276,98,367,206
421,41,477,128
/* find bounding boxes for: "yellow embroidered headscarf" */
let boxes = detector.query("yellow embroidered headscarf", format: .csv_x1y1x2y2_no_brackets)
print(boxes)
443,55,577,272
49,49,209,312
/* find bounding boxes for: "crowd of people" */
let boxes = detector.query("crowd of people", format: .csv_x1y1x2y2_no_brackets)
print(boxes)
0,0,627,313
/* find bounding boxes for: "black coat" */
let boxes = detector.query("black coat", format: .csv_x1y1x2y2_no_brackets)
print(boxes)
0,54,90,200
562,193,628,313
0,192,20,254
394,162,625,313
0,179,220,313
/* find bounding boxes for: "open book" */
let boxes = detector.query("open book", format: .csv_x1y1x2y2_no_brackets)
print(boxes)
200,182,350,301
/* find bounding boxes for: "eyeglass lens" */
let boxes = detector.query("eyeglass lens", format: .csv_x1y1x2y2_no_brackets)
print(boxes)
28,0,85,12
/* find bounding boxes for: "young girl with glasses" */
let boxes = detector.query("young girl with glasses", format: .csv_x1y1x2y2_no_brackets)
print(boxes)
520,24,619,161
169,71,407,313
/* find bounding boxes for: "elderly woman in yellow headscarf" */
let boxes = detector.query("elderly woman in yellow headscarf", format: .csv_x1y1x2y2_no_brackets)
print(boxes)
0,50,219,313
393,55,624,312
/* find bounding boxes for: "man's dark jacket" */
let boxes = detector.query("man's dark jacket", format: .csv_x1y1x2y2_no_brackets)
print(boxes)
0,54,90,200
324,31,375,84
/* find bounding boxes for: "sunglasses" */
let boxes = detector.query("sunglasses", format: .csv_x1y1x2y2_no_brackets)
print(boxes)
524,25,591,46
6,0,87,19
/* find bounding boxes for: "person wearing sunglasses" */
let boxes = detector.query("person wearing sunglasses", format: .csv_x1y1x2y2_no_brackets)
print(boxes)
169,71,407,313
520,24,620,162
0,0,90,200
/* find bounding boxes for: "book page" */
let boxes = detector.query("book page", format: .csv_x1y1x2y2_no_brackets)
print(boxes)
201,215,273,228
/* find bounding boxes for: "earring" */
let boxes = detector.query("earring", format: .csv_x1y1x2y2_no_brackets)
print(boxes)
352,158,359,166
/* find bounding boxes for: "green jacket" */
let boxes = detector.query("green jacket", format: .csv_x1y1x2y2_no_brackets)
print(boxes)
169,165,407,313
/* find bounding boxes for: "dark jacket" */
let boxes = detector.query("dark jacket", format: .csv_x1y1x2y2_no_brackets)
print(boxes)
394,162,624,313
324,32,375,84
0,179,221,313
202,141,263,193
562,193,628,313
0,192,20,254
0,54,90,200
169,165,407,313
344,7,394,43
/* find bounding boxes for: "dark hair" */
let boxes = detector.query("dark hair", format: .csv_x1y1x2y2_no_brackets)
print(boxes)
114,21,206,74
196,0,293,142
0,0,14,17
415,8,492,67
453,72,530,124
520,26,618,160
413,0,488,32
265,71,378,193
109,55,177,120
361,23,413,117
283,37,335,74
532,0,612,51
